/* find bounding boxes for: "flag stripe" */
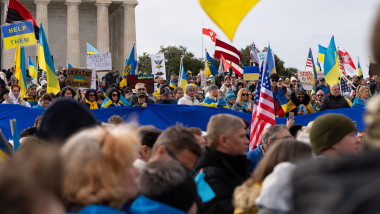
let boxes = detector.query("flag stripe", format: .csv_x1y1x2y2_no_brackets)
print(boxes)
214,39,242,65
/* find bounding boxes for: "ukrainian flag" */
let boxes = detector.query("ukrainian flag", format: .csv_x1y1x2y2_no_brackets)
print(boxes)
119,95,131,107
15,46,27,97
323,36,340,85
179,58,187,91
267,45,276,73
11,120,20,151
87,42,101,54
38,24,60,94
28,56,37,80
120,45,137,88
170,80,177,89
316,60,322,72
318,45,327,63
101,97,112,108
357,58,363,77
204,51,218,76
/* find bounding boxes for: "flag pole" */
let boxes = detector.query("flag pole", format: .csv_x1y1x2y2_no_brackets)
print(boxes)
202,21,204,61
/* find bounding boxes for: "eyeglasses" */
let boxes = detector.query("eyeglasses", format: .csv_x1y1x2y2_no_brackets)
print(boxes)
241,93,248,96
317,94,324,97
137,88,146,91
111,94,118,97
271,79,279,82
292,80,297,82
89,94,95,97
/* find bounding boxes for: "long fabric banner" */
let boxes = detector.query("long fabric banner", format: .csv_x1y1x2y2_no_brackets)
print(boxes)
0,104,365,140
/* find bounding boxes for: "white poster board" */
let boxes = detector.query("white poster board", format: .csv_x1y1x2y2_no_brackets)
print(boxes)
150,53,166,80
200,70,206,88
298,70,314,90
259,52,266,67
86,53,112,71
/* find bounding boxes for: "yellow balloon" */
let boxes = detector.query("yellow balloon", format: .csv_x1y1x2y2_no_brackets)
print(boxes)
199,0,260,41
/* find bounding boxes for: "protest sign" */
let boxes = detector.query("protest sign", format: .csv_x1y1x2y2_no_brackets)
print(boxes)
200,70,206,88
66,68,93,88
86,53,112,71
369,63,377,76
151,53,166,80
1,21,37,49
317,70,324,79
298,70,313,90
127,75,154,93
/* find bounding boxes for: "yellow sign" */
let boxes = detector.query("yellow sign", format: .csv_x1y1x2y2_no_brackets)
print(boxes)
1,21,36,50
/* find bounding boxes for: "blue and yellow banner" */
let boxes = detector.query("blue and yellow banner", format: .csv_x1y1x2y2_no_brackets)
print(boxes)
1,21,36,50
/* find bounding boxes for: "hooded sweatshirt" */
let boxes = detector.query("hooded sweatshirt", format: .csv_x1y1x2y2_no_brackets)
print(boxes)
2,90,31,107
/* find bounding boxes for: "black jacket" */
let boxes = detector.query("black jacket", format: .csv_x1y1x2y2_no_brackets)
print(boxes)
194,147,250,214
129,94,154,106
319,94,350,111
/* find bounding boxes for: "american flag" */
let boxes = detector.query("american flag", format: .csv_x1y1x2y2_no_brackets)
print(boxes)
249,46,276,150
338,50,346,75
340,75,352,94
305,48,317,80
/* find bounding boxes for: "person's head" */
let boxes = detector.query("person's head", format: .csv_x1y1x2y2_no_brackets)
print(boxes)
291,77,297,86
249,140,312,184
27,83,37,96
61,126,140,209
108,88,120,103
137,159,197,214
330,84,340,97
150,126,202,171
224,76,231,85
310,114,359,157
11,84,21,98
208,84,218,98
138,128,162,161
174,87,184,100
124,87,133,99
60,87,75,98
357,130,366,143
226,93,237,106
289,124,303,138
108,115,123,125
171,73,178,82
85,89,97,102
359,79,366,86
311,93,317,101
270,73,280,88
237,88,250,104
188,127,206,147
136,91,146,105
40,93,52,108
135,83,146,93
206,114,249,155
261,125,293,151
0,88,9,102
20,126,38,139
319,78,326,86
294,88,307,102
316,90,325,101
363,95,380,151
160,88,171,101
357,85,370,100
97,93,105,105
185,84,195,97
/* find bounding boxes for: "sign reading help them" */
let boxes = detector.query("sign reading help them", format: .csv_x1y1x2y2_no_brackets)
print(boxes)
66,68,93,88
86,53,112,71
298,70,314,90
1,21,37,50
127,75,154,93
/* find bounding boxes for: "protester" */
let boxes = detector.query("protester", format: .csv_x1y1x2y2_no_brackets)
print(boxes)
0,88,9,102
148,126,202,171
106,87,125,107
133,128,162,170
33,93,53,109
133,92,148,107
369,75,378,95
131,159,197,214
174,87,184,102
202,84,229,108
226,92,237,109
107,115,124,125
289,77,301,93
157,88,177,104
233,140,312,214
286,88,315,116
124,87,133,102
352,85,370,108
314,89,324,111
194,114,250,214
270,73,287,117
2,84,31,107
60,86,76,98
130,83,154,106
232,88,253,113
178,84,200,105
84,89,101,109
317,77,330,95
220,76,234,95
246,125,293,172
188,127,206,146
23,83,39,107
97,93,105,105
319,84,351,111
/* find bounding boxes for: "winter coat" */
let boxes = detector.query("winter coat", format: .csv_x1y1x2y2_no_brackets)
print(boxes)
319,94,350,111
194,147,250,214
130,195,186,214
2,91,31,107
285,93,315,116
130,94,154,106
246,143,265,173
202,96,229,108
156,99,177,104
178,94,200,105
23,94,39,107
351,97,367,108
232,101,253,113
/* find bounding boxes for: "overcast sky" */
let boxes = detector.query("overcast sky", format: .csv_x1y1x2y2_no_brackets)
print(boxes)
135,0,380,77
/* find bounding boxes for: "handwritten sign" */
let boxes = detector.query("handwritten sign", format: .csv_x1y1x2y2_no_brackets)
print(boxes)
66,68,93,88
1,21,36,49
86,53,112,71
298,70,313,90
127,75,154,93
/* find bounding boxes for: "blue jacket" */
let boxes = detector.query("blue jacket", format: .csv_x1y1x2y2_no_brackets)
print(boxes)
130,195,186,214
319,85,330,95
352,98,365,108
246,143,264,172
33,104,44,109
66,204,125,214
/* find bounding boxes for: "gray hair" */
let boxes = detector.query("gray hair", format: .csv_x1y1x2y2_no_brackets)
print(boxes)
262,125,288,150
206,114,245,148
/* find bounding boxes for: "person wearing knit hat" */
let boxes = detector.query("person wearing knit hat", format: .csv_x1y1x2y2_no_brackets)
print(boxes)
23,83,39,107
202,84,229,108
226,92,237,108
178,84,200,105
309,113,360,158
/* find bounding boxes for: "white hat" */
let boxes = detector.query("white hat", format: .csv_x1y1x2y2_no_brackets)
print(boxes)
291,77,297,82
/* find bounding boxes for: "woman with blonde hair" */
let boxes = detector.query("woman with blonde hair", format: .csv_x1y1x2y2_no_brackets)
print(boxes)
62,125,140,214
352,85,370,108
232,88,253,113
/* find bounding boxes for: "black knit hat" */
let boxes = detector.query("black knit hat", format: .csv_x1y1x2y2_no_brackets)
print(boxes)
310,114,357,154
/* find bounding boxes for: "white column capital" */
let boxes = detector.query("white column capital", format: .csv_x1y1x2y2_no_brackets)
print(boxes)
34,0,51,5
95,0,111,6
122,0,138,8
65,0,81,6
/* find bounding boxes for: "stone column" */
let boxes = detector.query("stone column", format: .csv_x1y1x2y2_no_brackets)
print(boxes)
95,0,111,53
66,0,81,67
123,0,138,61
35,0,50,39
1,0,13,70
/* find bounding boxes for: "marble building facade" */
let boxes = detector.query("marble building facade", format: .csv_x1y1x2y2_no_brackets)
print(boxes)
1,0,137,73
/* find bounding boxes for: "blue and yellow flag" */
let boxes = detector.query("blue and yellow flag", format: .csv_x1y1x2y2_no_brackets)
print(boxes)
179,58,187,91
120,45,137,88
28,56,37,79
87,42,101,54
318,45,327,63
169,79,177,89
267,45,276,74
101,97,112,108
1,21,37,50
323,36,340,85
15,46,27,97
11,120,20,151
38,24,60,94
67,62,73,68
204,51,218,76
195,171,215,203
357,58,363,77
119,95,131,107
316,60,322,72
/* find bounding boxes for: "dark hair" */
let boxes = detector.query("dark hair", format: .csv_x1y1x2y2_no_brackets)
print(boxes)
20,126,37,138
107,115,123,125
289,124,303,137
40,93,52,102
60,87,75,98
139,128,162,148
270,73,280,80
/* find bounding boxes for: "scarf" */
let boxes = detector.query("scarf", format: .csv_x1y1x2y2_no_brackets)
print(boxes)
86,99,98,109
